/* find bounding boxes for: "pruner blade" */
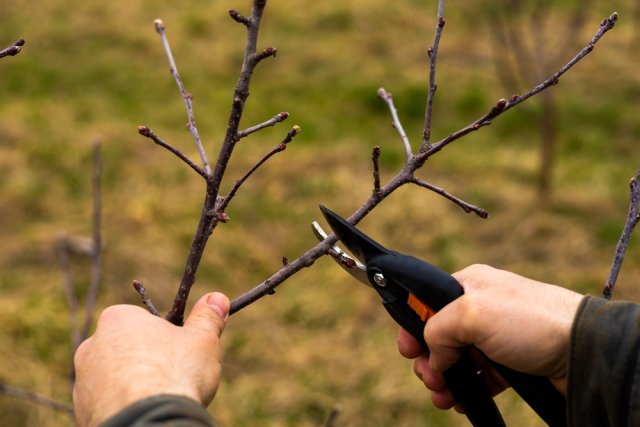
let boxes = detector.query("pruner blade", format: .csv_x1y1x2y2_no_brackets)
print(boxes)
311,220,370,286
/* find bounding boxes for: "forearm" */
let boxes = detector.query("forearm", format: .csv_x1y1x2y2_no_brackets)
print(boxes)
568,295,640,426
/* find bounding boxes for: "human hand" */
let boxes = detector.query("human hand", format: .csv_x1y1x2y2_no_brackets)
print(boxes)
397,264,583,410
73,292,229,427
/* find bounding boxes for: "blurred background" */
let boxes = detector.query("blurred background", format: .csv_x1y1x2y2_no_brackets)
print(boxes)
0,0,638,425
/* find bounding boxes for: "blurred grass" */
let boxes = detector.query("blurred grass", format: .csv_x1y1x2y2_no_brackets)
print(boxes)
0,0,639,426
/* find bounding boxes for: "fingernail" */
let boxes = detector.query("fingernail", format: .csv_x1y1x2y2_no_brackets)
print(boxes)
207,292,229,318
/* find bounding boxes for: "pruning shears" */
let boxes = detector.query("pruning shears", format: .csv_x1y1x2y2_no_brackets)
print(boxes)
313,205,567,427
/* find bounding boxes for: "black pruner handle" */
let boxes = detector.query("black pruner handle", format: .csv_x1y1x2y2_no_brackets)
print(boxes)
381,261,566,426
381,298,505,427
492,364,567,427
445,356,506,427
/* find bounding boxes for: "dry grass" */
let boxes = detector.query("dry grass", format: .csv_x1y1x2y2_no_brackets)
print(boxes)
1,0,639,426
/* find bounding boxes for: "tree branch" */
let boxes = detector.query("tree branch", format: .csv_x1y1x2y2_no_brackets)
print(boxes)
56,234,80,353
209,0,268,197
237,112,289,139
372,146,381,196
422,0,445,146
79,140,103,343
377,88,412,160
0,384,73,415
411,177,488,218
602,168,640,300
154,19,211,175
138,126,208,179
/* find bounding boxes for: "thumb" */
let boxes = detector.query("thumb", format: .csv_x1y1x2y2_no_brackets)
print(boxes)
183,292,230,336
424,305,467,372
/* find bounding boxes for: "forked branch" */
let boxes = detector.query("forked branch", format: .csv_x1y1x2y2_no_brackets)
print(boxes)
138,0,285,325
134,2,617,320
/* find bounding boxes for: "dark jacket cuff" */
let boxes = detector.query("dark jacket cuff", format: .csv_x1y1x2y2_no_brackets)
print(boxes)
100,395,214,427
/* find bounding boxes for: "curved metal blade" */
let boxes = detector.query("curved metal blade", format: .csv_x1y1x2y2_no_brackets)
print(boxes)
311,220,370,285
319,205,391,264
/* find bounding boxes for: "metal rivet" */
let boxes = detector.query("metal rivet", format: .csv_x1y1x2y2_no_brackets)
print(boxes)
373,273,387,287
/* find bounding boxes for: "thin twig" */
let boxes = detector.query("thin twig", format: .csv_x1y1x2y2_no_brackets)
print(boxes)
79,140,103,342
55,233,80,393
418,13,617,161
377,88,412,160
0,38,25,59
503,13,617,113
238,112,289,139
154,19,211,175
602,168,640,300
422,0,445,146
0,384,73,415
411,177,489,218
138,126,208,179
56,234,80,352
372,146,381,196
133,280,161,316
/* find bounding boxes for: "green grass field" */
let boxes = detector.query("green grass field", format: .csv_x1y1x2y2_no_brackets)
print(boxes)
0,1,638,426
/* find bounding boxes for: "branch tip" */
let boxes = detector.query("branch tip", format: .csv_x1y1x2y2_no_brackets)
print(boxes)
0,38,26,58
253,47,277,64
377,87,391,100
133,280,161,317
138,125,152,137
154,19,165,33
476,208,489,219
602,12,618,28
282,125,301,145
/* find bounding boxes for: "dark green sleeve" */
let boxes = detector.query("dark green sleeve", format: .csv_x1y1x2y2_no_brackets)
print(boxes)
567,295,640,427
99,395,215,427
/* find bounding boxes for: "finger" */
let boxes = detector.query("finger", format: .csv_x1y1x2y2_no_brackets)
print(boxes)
183,292,230,337
397,328,423,359
424,300,473,372
414,356,447,391
431,388,456,410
